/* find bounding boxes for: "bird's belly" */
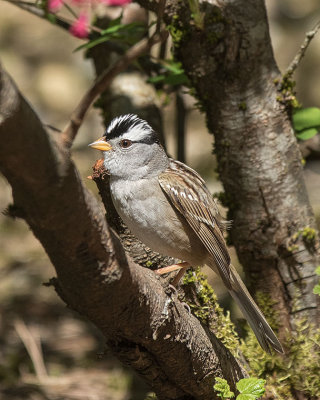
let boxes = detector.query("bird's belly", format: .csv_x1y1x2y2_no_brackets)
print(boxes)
111,178,206,265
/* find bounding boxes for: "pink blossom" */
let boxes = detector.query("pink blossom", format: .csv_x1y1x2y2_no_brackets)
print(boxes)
50,0,132,39
69,13,89,38
70,0,87,5
103,0,131,5
48,0,64,12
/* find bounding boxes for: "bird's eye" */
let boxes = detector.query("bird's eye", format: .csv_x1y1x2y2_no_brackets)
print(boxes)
120,139,132,148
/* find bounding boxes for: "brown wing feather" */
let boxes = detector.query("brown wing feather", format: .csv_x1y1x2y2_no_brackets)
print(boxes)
159,159,231,287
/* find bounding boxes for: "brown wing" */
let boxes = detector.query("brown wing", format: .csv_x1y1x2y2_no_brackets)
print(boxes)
159,159,231,287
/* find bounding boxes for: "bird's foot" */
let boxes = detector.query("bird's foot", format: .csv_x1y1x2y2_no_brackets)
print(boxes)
155,261,189,276
155,262,189,288
165,284,178,297
171,265,189,287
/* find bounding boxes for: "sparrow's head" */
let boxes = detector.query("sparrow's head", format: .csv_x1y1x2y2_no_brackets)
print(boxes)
89,114,168,180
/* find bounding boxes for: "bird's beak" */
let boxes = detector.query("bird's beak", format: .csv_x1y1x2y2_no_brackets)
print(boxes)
88,137,113,151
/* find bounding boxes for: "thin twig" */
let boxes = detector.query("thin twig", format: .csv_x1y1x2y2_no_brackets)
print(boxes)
176,90,186,163
285,20,320,77
158,36,167,60
60,29,168,148
14,319,48,382
156,0,166,33
45,123,62,132
63,1,78,19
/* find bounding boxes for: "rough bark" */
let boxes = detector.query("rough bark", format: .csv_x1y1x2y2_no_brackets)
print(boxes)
137,0,320,339
0,64,247,399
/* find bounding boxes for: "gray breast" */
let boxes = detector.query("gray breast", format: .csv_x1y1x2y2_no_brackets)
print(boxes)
110,176,207,265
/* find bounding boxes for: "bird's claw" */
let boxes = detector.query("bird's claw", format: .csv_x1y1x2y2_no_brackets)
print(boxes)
181,302,191,314
165,284,178,297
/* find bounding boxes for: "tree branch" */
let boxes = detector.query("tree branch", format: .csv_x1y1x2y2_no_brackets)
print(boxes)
285,20,320,78
0,63,246,399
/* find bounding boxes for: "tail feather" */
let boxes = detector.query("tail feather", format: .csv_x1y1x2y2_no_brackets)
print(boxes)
228,264,283,354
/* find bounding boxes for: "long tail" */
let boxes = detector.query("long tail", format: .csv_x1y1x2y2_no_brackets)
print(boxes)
228,264,283,353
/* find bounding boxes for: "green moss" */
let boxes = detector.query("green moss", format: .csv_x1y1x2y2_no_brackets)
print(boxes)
287,244,299,253
301,226,316,243
287,226,318,255
188,0,204,29
241,318,320,398
313,265,320,296
275,74,301,110
239,292,283,378
182,270,320,397
204,5,225,24
238,102,247,111
214,377,235,398
144,393,157,400
203,6,226,45
145,261,153,268
182,268,240,355
255,291,280,330
167,25,184,46
167,14,190,49
289,322,320,396
240,291,320,397
292,226,317,247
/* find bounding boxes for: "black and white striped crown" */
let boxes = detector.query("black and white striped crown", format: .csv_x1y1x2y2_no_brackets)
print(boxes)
104,114,157,142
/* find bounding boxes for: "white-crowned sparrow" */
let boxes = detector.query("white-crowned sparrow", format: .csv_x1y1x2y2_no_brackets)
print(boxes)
89,114,283,354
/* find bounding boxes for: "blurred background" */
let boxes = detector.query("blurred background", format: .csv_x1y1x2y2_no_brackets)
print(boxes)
1,1,320,399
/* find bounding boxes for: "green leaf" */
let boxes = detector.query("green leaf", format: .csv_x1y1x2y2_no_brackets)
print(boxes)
74,36,113,52
296,127,319,141
148,60,189,87
147,75,166,84
161,60,184,74
313,284,320,295
315,266,320,276
46,13,56,24
236,378,266,400
237,395,257,400
163,72,189,86
292,107,320,131
214,377,235,399
106,15,122,28
74,20,146,52
100,21,145,36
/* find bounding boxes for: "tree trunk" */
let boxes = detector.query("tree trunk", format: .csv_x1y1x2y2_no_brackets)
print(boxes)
137,0,320,337
134,1,320,397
